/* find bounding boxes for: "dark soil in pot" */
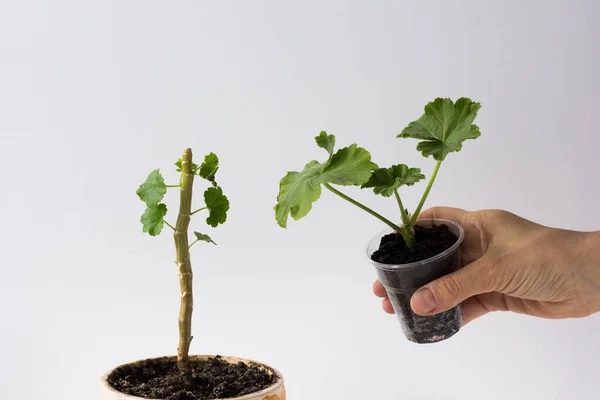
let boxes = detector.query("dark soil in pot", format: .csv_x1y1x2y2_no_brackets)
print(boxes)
371,223,462,343
107,356,277,400
371,224,458,264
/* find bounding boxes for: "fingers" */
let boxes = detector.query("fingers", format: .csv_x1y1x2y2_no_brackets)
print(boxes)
375,278,499,321
410,256,501,316
418,206,468,223
373,281,395,314
461,292,511,325
382,297,394,314
460,297,489,325
373,280,387,298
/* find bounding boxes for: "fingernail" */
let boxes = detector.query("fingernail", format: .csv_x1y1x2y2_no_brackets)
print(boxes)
412,288,437,314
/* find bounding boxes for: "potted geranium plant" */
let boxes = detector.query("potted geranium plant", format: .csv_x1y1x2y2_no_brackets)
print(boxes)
101,149,286,400
275,97,481,343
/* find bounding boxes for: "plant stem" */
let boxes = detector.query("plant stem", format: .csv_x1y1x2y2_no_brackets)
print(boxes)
191,206,207,216
166,185,180,188
393,189,410,226
188,239,199,249
164,220,176,231
393,189,415,247
409,160,442,226
174,148,194,383
323,183,402,232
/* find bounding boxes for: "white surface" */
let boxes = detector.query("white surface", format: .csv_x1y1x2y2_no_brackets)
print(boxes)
1,1,599,399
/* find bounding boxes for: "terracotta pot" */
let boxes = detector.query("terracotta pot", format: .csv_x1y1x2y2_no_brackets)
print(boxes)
100,355,286,400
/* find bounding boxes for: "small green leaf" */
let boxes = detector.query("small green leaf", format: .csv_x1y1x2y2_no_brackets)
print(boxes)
315,131,336,169
361,168,396,197
136,169,167,206
175,159,199,173
199,152,219,182
361,164,425,196
275,140,377,228
398,97,481,161
204,186,230,227
141,203,167,236
391,164,425,187
194,231,217,245
315,131,335,157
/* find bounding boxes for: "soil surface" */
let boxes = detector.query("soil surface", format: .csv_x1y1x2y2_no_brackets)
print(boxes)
371,223,458,264
108,356,277,400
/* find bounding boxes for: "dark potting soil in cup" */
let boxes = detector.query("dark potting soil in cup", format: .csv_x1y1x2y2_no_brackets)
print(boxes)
107,356,276,400
371,224,458,264
372,224,461,343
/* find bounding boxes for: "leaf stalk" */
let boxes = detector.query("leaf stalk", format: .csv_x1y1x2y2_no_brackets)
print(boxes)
164,220,176,231
323,183,403,233
191,206,207,216
409,160,442,226
393,189,416,247
394,189,410,226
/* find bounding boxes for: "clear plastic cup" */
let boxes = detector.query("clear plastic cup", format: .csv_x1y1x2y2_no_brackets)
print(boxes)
366,219,465,343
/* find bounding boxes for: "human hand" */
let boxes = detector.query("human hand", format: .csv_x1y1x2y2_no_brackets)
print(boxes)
373,207,600,325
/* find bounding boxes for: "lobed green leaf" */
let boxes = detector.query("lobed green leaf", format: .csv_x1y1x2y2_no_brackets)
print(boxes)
361,164,424,197
141,203,167,236
136,169,167,206
275,134,377,228
275,161,323,228
199,152,219,182
398,97,481,161
316,131,335,158
204,186,230,227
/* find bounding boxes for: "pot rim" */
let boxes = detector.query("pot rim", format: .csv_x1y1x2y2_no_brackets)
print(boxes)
100,354,284,400
365,218,465,271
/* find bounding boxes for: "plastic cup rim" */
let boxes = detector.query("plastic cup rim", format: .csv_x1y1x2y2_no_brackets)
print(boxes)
365,218,465,271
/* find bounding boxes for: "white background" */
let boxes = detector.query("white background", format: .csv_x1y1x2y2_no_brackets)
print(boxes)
1,1,599,399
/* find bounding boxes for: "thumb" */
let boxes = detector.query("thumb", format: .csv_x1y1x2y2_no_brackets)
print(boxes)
410,257,499,316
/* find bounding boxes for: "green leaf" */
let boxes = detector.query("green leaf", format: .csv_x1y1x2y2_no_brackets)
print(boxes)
398,97,481,161
193,231,217,245
136,169,167,206
390,164,424,186
361,168,396,196
315,131,335,156
315,131,336,169
141,203,167,236
326,144,378,185
275,141,377,228
199,152,219,182
175,159,199,173
361,164,425,196
204,186,230,227
275,161,323,228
